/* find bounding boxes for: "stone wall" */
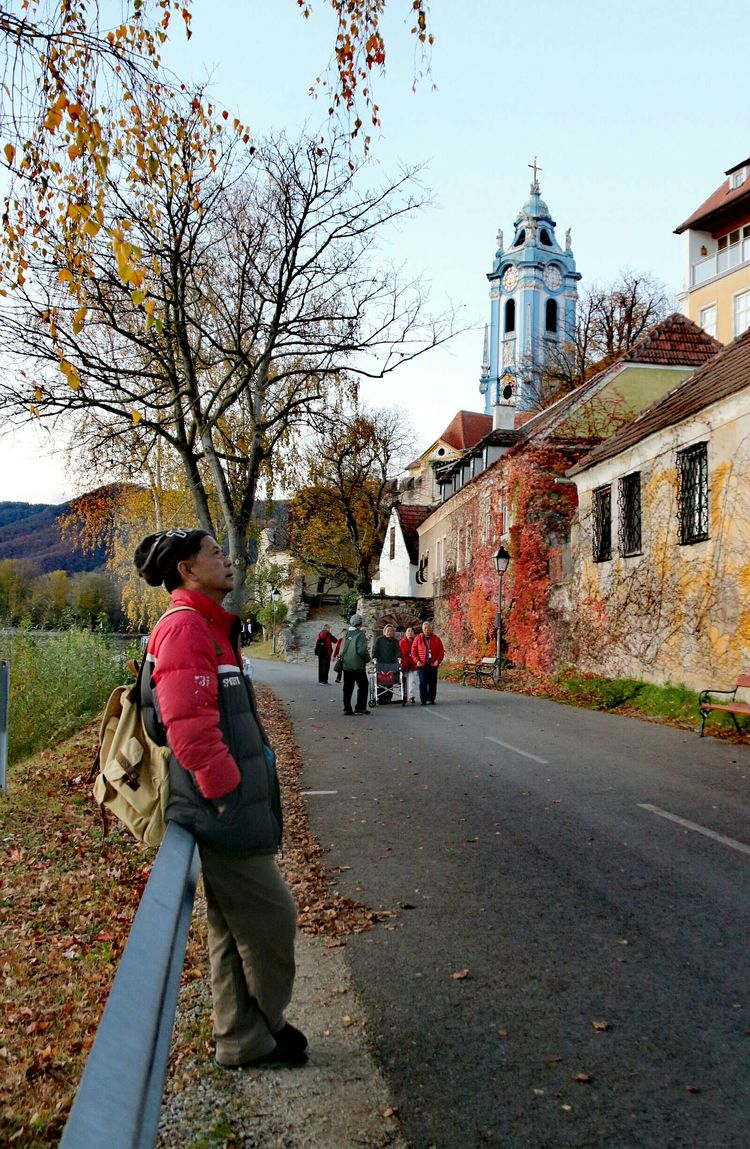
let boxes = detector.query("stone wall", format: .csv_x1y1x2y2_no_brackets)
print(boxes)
358,594,434,637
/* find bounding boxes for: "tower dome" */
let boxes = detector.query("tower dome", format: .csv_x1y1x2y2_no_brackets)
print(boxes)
480,162,582,415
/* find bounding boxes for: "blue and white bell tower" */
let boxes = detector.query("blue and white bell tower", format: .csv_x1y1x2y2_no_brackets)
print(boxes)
480,162,581,418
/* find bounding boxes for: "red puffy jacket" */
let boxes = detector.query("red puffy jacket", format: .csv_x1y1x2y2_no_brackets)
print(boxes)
147,588,248,799
411,631,445,669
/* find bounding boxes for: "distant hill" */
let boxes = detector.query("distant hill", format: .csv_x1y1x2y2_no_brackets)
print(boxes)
0,499,108,574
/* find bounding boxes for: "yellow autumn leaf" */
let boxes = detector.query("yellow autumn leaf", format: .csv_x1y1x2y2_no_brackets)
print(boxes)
83,220,101,238
60,359,80,391
132,411,141,424
34,387,42,402
58,269,74,285
3,143,15,165
67,144,80,161
72,307,87,334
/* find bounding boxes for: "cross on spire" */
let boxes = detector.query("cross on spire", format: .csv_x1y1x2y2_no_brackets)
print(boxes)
528,156,542,191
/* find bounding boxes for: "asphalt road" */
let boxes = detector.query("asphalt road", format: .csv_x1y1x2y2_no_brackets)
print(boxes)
255,662,750,1149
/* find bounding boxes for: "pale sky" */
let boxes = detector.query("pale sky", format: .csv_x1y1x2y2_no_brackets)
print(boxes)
1,0,747,503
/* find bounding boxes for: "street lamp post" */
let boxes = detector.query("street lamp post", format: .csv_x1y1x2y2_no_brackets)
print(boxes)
271,587,281,655
492,546,511,682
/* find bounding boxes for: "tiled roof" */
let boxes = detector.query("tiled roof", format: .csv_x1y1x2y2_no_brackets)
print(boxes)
395,504,433,563
569,326,750,476
510,314,720,446
675,163,750,233
440,410,492,450
624,312,722,366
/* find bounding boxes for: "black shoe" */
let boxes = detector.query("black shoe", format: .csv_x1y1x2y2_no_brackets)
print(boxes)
355,709,372,715
343,709,355,716
428,700,436,705
273,1022,308,1054
218,1043,308,1069
420,701,426,705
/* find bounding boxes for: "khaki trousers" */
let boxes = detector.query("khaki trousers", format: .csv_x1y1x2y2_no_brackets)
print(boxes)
199,846,298,1065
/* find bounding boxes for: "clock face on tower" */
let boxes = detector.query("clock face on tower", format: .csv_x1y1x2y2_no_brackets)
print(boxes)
502,265,518,292
543,264,562,291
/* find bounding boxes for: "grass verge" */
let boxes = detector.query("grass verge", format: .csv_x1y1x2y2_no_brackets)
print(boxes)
0,685,381,1147
442,663,749,740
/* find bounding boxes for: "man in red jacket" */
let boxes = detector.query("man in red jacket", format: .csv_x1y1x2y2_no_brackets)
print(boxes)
134,528,307,1069
411,620,445,705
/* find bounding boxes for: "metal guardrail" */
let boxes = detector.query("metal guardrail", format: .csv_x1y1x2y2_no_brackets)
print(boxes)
60,822,200,1149
0,659,9,792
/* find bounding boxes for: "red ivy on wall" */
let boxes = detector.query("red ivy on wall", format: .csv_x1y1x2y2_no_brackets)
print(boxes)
503,444,580,677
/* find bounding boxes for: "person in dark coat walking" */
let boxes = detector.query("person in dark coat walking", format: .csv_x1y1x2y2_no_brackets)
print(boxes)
314,623,334,684
341,613,371,715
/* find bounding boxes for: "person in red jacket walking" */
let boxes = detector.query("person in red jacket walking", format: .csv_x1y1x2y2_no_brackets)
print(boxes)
314,623,334,683
411,620,445,705
134,528,307,1069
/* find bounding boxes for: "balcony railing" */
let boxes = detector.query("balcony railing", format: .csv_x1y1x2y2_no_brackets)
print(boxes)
691,237,750,286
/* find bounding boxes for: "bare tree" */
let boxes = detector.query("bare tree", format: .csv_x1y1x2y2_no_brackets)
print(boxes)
541,270,674,403
0,101,455,609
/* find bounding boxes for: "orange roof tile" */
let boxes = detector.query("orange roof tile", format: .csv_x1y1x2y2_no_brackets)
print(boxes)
440,410,492,450
395,504,433,563
675,162,750,234
569,327,750,476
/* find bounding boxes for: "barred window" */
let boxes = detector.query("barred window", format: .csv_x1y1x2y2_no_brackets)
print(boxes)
618,472,642,556
678,443,709,544
592,485,612,562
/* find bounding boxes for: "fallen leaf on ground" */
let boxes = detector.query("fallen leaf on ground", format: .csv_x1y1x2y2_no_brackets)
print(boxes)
574,1073,593,1083
451,969,470,980
592,1020,610,1031
381,1106,399,1118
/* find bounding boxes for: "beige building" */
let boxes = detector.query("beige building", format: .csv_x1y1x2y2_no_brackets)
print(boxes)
675,156,750,345
414,315,721,663
568,328,750,691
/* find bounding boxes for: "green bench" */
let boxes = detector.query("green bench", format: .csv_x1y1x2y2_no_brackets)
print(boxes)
462,656,499,687
698,674,750,736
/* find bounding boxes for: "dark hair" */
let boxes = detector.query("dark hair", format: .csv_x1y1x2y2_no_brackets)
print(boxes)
133,529,210,592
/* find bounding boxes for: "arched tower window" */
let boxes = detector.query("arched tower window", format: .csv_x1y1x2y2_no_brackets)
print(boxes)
505,298,516,334
545,298,558,335
540,228,553,246
514,229,525,247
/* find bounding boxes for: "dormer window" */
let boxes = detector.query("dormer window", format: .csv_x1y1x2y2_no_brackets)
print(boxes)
731,167,746,190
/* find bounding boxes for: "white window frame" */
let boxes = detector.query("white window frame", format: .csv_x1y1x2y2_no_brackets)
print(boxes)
465,522,472,567
734,288,750,338
699,302,717,339
731,167,746,190
481,496,491,543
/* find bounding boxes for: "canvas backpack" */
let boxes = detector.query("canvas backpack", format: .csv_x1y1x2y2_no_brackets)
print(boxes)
91,606,196,847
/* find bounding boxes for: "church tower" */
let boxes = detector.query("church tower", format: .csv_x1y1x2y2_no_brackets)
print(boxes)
480,162,581,419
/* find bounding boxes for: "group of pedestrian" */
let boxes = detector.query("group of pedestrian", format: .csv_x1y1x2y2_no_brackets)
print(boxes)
314,615,445,712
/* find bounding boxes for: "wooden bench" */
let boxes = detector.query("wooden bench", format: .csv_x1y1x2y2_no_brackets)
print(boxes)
462,656,499,687
698,674,750,736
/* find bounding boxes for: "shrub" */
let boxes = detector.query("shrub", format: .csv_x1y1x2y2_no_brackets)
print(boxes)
0,630,126,765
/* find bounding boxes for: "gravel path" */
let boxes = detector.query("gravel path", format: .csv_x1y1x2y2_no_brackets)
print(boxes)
158,933,407,1149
